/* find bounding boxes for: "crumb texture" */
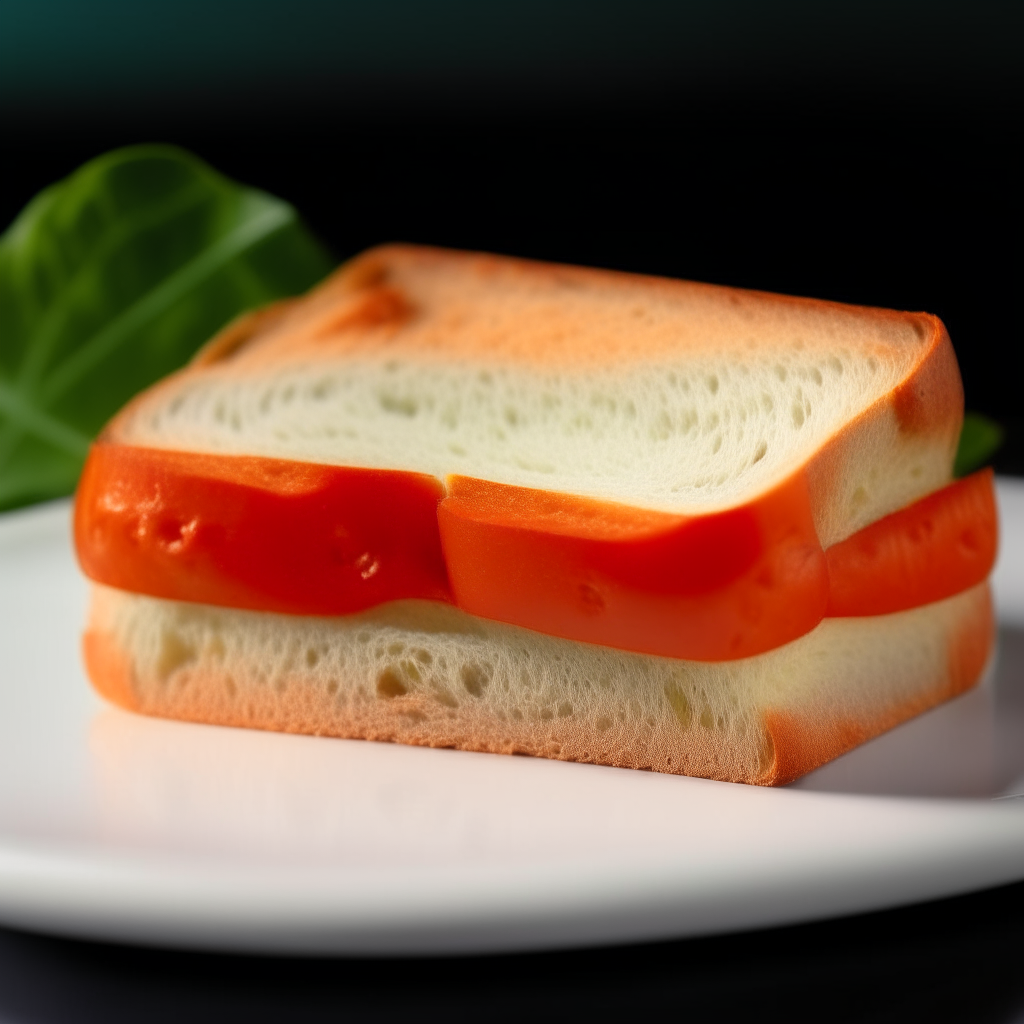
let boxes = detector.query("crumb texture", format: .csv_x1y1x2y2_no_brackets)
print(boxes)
86,582,992,785
123,351,904,515
107,246,954,536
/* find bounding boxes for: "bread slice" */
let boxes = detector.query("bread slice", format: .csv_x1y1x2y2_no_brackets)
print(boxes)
83,582,993,786
105,244,961,547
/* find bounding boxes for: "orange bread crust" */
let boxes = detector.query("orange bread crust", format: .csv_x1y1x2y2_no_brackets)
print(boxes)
106,245,963,541
764,582,994,784
192,245,955,372
82,583,995,786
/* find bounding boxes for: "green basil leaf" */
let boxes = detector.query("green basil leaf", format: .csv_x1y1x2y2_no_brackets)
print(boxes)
0,144,334,512
954,412,1004,478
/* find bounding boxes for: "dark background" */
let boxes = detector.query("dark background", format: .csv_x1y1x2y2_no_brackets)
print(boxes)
2,1,1021,458
1,2,1022,1020
2,876,1024,1023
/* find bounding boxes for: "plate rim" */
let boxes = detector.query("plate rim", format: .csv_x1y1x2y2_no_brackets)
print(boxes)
3,486,1024,954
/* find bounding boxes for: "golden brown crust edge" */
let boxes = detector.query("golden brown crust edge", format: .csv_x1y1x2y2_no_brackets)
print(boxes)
805,316,961,544
763,583,993,785
101,244,962,547
82,584,994,787
335,244,958,336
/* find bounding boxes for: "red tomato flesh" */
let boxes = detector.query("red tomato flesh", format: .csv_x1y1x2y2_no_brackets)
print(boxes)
74,445,998,660
437,473,829,661
75,444,451,614
825,468,997,616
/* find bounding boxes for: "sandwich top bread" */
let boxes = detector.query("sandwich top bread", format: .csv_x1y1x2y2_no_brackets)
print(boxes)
73,245,998,784
96,244,960,538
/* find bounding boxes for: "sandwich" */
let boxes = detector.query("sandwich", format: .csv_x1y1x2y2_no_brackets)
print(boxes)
73,245,998,785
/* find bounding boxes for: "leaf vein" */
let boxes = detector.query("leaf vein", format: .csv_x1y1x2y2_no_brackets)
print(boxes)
38,197,295,407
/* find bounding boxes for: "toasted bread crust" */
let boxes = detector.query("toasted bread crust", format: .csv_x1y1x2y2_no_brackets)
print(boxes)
763,585,994,784
82,626,136,711
804,316,962,543
103,245,962,544
257,244,949,368
83,583,994,786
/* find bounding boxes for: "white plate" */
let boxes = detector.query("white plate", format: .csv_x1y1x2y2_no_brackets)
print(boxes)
2,483,1024,956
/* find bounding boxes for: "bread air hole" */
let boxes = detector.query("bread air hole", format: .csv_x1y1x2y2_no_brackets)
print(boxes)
664,683,692,730
157,628,195,682
310,378,335,400
460,661,491,697
376,668,408,699
378,393,418,417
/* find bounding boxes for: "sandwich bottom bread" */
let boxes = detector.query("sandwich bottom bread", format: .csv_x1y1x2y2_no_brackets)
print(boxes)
83,581,993,786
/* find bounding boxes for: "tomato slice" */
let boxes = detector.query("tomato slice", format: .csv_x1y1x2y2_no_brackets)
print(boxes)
825,468,997,616
437,473,829,661
74,445,999,660
75,444,451,614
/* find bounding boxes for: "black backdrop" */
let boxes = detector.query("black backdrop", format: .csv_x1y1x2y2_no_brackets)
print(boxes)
3,101,1019,416
1,4,1023,1021
1,2,1021,459
2,877,1024,1022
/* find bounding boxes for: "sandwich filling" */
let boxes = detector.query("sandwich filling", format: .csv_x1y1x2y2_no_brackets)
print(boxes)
75,443,996,662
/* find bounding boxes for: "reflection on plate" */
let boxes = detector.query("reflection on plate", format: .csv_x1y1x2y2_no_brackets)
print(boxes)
1,483,1024,955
